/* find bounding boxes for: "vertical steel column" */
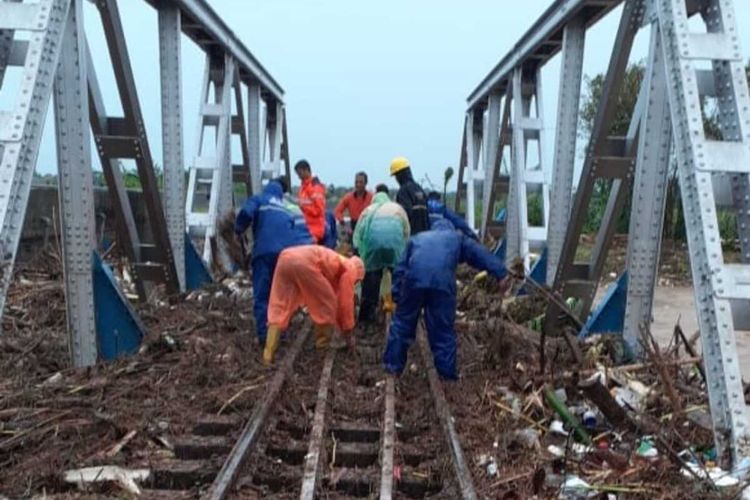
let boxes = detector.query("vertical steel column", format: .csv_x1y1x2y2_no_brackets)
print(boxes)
247,83,262,193
481,91,503,239
507,68,549,269
454,116,468,214
280,107,291,189
547,17,586,285
506,67,549,270
266,101,283,180
544,0,644,335
158,4,185,292
659,0,750,464
209,56,234,261
0,0,70,324
217,58,234,219
54,0,96,366
622,25,672,353
530,70,550,258
507,69,527,265
184,56,211,237
464,110,482,231
185,54,235,264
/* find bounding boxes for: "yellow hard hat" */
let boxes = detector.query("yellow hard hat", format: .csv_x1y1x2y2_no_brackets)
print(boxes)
389,156,410,176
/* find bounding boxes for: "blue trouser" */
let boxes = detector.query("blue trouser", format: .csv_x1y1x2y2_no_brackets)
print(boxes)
382,287,458,380
252,253,278,343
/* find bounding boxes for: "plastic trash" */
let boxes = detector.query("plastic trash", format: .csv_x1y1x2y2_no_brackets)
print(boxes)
550,420,569,436
559,475,596,498
554,388,568,403
702,447,717,462
732,456,750,480
612,386,645,412
547,445,565,458
680,461,740,487
582,410,597,429
486,457,498,477
496,386,522,419
547,443,591,458
545,388,592,444
636,437,658,458
512,428,541,450
43,372,64,386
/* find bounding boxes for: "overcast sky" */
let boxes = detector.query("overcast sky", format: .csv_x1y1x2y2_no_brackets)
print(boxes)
12,0,750,192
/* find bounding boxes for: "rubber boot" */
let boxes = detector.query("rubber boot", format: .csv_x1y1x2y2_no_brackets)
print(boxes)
263,325,282,365
314,324,333,349
382,293,396,313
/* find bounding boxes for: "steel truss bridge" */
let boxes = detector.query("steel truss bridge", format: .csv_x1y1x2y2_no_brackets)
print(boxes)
1,0,749,469
457,0,750,466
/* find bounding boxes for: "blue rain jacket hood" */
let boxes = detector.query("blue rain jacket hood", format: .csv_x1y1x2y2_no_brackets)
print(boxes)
427,199,478,240
392,219,506,300
234,180,314,258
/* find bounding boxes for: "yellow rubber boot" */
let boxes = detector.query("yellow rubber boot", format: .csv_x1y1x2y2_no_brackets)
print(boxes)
383,293,396,313
314,324,333,349
263,325,282,365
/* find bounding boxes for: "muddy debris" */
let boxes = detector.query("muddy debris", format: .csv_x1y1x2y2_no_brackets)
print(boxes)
450,265,732,499
0,251,740,499
0,250,279,496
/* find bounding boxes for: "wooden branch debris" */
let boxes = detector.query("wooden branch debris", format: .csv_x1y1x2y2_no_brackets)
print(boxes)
639,325,683,416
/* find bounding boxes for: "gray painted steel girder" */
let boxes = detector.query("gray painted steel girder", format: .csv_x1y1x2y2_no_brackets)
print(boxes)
466,0,622,110
658,0,750,465
142,0,283,103
53,0,98,367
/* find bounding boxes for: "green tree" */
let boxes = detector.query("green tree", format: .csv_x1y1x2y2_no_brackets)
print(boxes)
579,63,644,234
580,63,644,138
578,61,750,242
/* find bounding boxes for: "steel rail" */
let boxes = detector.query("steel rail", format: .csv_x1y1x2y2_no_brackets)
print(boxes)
205,328,309,500
416,324,478,500
299,347,337,500
378,374,396,500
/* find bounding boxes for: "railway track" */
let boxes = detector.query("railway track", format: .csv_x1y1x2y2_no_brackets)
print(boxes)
127,321,478,499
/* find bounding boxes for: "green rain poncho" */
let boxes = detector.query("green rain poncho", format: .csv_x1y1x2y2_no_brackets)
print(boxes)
353,192,410,272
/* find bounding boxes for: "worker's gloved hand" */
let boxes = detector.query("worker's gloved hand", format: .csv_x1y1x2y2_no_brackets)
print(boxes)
473,270,488,283
497,275,514,297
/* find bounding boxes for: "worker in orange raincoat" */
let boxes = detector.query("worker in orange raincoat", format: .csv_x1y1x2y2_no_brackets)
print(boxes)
295,159,327,243
263,245,365,364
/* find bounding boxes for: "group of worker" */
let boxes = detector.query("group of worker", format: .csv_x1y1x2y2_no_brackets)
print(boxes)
234,157,511,380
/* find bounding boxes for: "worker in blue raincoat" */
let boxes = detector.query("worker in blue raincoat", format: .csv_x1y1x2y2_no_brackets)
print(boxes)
382,219,510,380
322,210,338,249
427,192,478,240
235,177,314,345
